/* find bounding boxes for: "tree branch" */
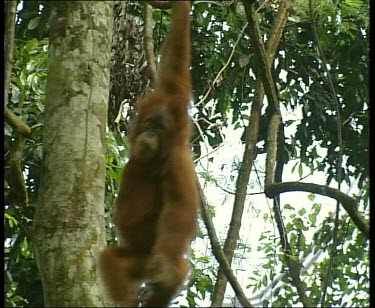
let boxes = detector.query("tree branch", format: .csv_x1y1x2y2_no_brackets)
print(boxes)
4,1,30,208
308,1,344,304
143,3,157,86
266,181,369,239
196,22,248,107
199,185,253,308
211,1,291,305
243,1,313,306
7,135,29,207
5,108,31,136
243,1,281,115
5,0,17,108
265,114,281,187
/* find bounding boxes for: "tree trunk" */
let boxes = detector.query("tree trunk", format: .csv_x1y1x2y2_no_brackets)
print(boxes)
4,0,17,108
211,1,291,305
32,2,114,306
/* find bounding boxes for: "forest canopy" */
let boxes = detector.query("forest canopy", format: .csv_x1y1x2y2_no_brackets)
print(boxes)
5,0,369,307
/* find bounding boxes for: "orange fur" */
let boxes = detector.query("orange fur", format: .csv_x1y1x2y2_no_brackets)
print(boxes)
99,2,198,307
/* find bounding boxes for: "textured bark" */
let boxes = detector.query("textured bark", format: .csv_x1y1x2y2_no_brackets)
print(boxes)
32,2,114,307
143,3,157,86
109,1,150,132
265,114,281,186
4,0,17,108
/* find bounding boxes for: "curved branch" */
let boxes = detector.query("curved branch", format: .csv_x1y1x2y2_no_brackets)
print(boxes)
5,108,31,136
266,182,369,239
7,135,29,207
5,111,30,210
4,2,30,208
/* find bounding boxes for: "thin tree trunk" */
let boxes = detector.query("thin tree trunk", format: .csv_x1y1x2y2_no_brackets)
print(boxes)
32,2,114,306
211,1,291,305
4,0,17,109
211,77,264,308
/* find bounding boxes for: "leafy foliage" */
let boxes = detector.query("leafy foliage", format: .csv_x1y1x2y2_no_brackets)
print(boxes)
5,0,369,306
5,36,48,308
280,0,369,188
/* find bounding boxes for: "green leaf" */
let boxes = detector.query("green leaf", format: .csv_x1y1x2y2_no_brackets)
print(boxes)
298,233,306,249
291,161,298,174
344,0,364,8
19,71,27,87
5,213,18,228
308,213,317,225
262,275,267,286
295,218,308,231
307,193,316,201
284,203,294,210
286,222,293,232
298,163,303,177
27,16,41,30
